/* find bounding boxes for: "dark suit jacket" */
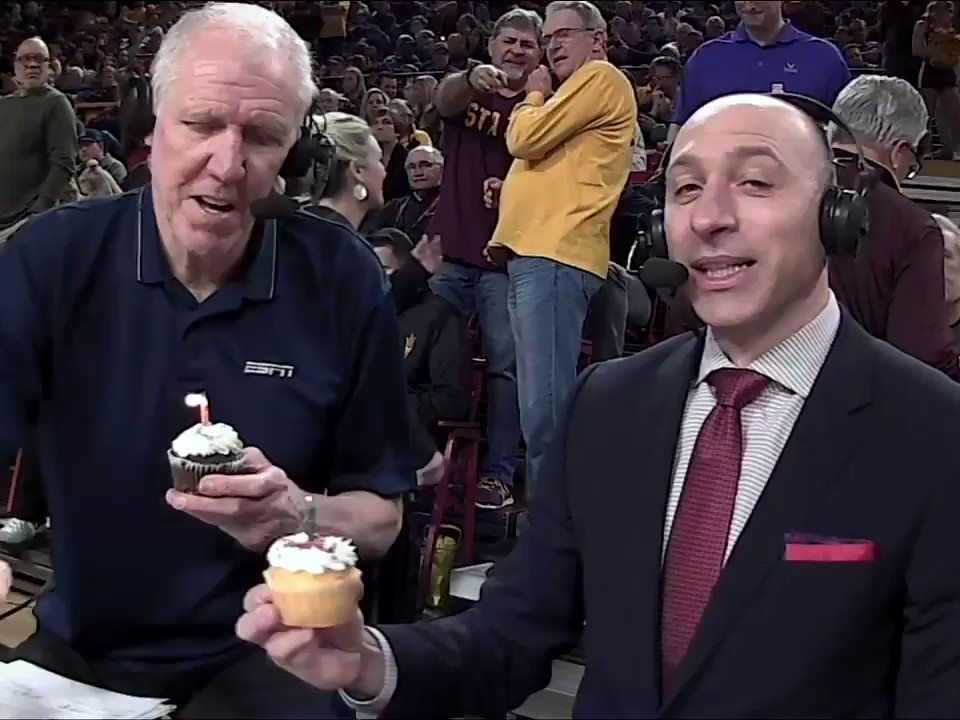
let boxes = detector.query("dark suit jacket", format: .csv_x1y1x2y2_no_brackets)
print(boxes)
377,313,960,718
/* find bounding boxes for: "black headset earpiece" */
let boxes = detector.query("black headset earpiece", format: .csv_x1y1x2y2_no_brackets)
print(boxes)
646,92,873,261
279,113,335,194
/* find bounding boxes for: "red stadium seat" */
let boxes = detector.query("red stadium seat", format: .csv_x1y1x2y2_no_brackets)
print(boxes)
418,315,486,606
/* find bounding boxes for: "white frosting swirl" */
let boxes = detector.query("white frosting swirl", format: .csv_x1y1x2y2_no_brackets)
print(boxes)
171,422,243,459
267,533,359,573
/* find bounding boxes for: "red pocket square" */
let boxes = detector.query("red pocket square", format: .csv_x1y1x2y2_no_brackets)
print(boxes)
784,537,876,562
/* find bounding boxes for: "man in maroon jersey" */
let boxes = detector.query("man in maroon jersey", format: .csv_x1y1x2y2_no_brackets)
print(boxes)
428,8,543,510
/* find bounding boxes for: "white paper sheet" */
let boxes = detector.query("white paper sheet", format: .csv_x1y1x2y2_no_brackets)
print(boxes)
0,660,175,719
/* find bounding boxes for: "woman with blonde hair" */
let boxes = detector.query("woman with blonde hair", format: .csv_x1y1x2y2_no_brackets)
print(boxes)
304,112,386,230
388,98,433,148
361,87,389,122
339,65,366,114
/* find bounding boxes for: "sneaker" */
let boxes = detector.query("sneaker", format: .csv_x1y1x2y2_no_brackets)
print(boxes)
476,478,514,510
0,518,45,552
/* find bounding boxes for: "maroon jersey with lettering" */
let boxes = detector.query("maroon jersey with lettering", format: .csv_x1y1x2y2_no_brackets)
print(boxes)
430,91,524,269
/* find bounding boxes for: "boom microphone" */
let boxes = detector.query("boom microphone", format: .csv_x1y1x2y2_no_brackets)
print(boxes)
251,192,299,219
637,257,690,289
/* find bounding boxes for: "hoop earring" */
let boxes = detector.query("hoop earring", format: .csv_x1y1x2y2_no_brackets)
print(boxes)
354,183,368,202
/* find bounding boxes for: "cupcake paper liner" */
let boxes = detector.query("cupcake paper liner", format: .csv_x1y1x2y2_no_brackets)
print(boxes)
264,566,364,629
167,451,246,493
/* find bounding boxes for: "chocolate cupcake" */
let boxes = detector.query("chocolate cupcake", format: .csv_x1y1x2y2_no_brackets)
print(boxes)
167,422,245,493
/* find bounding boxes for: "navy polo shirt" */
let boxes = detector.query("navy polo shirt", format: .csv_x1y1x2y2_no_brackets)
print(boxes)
673,22,852,125
0,187,415,672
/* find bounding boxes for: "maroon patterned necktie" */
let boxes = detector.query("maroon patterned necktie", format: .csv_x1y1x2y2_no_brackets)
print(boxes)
660,368,771,688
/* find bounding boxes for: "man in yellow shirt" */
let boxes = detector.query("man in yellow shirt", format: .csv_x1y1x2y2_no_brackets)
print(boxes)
487,0,637,495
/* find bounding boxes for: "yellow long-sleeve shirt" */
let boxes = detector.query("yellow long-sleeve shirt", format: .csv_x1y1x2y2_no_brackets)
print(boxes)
489,60,637,279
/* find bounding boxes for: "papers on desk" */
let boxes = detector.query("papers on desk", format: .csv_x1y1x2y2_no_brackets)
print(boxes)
0,661,175,719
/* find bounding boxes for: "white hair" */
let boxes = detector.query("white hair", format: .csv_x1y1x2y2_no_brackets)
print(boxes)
150,2,317,116
545,1,607,31
407,145,444,165
829,75,930,151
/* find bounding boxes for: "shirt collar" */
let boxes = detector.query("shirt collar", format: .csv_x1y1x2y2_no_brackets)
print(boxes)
733,21,803,46
136,186,279,301
697,292,841,398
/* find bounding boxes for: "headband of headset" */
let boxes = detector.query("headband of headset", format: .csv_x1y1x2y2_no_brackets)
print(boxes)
647,91,875,261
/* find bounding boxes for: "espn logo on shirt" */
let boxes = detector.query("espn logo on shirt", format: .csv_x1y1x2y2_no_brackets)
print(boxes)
243,361,295,379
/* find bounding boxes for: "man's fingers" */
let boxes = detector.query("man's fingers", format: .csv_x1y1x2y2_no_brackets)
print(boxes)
263,627,318,665
166,489,252,518
243,583,274,613
197,470,286,499
236,603,285,647
241,447,272,471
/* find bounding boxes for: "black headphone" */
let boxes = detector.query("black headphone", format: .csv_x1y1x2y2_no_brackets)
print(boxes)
647,92,877,260
278,112,336,194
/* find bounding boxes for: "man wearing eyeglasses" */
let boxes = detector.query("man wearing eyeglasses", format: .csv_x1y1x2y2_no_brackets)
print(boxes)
486,0,636,496
0,37,79,243
827,74,960,381
366,146,444,243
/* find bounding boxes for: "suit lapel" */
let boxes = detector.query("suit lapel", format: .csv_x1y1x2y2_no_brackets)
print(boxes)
620,332,702,704
661,315,875,711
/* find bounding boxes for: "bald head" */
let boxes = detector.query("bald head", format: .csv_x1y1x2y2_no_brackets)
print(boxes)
672,93,833,191
16,36,49,57
14,36,51,89
663,94,833,363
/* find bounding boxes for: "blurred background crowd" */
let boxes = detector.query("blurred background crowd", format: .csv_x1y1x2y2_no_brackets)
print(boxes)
2,0,958,174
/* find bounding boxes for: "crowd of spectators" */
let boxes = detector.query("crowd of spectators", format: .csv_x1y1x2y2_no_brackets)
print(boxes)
2,1,958,160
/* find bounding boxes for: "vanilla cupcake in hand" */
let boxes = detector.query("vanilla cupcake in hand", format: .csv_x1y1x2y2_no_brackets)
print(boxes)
168,422,246,493
265,533,363,628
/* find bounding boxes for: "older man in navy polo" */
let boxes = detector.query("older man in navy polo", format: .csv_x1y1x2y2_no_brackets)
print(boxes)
0,4,413,718
668,0,851,141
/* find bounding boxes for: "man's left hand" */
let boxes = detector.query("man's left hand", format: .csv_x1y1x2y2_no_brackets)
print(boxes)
525,65,554,96
166,447,307,552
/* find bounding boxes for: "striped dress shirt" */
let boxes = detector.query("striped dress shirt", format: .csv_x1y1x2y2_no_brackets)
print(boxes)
662,294,841,563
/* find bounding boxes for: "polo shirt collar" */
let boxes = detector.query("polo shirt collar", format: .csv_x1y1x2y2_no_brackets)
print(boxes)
733,20,803,46
136,186,279,301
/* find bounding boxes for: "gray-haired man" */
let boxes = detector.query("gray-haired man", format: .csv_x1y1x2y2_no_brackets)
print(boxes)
828,74,960,380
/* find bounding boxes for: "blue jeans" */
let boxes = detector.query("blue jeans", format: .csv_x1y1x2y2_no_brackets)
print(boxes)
430,262,521,486
507,257,603,497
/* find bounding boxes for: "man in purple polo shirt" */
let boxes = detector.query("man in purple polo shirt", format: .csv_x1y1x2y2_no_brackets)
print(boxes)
668,0,850,142
428,8,543,510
